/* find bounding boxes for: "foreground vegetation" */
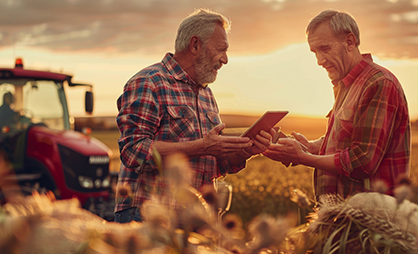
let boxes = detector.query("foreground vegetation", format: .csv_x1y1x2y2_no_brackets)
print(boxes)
2,143,417,253
92,128,418,226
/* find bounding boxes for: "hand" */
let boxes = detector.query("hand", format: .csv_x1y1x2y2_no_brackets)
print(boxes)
243,129,275,156
263,137,308,166
291,131,322,155
291,132,309,150
203,123,253,159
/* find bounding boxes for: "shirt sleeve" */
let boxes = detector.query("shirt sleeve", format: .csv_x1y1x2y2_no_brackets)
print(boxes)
116,75,160,173
337,78,399,179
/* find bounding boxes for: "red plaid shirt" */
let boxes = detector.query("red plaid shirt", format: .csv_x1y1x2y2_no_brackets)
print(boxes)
315,54,411,200
115,53,245,212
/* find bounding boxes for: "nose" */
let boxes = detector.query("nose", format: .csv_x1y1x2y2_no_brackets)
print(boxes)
316,53,326,67
220,52,228,65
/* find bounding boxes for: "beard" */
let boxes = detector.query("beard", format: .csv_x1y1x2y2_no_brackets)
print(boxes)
194,49,218,87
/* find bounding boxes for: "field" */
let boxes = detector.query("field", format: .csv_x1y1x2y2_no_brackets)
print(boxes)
91,116,418,227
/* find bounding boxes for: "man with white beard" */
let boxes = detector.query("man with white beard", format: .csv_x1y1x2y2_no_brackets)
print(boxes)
115,9,273,223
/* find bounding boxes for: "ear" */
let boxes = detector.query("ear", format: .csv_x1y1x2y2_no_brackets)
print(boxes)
345,33,357,51
188,35,201,55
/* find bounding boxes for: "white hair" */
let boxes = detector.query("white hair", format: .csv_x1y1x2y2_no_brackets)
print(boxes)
306,9,360,46
174,8,231,53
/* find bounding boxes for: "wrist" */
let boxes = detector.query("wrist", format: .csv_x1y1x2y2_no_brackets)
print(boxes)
199,138,209,156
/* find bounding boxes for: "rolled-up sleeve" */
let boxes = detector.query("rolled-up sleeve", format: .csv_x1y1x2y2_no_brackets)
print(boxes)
337,79,399,179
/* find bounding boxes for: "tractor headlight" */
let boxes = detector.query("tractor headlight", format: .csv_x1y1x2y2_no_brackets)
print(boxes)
78,176,94,189
102,176,111,188
94,179,102,188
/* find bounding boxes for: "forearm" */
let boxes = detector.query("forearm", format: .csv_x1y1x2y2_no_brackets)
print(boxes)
301,153,338,175
154,140,250,166
154,140,206,158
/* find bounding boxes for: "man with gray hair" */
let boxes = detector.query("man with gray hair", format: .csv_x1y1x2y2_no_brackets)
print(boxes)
115,9,273,223
264,9,410,201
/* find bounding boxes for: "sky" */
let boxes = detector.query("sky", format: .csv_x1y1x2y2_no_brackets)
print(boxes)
0,0,418,120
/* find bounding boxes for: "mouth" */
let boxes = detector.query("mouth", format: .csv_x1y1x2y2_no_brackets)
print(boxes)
324,66,333,72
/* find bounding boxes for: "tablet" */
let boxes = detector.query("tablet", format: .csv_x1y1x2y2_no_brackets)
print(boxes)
240,111,289,139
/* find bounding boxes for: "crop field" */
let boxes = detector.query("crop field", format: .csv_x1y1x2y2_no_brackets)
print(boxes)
91,124,418,227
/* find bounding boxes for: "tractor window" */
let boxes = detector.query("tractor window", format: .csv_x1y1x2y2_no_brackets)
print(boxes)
23,80,65,130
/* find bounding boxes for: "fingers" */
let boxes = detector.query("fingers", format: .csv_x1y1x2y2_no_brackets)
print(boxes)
291,131,299,136
270,128,277,142
276,137,294,146
263,140,302,166
288,133,309,152
211,123,226,135
291,131,308,145
241,129,274,156
210,123,252,146
262,145,286,157
220,135,251,144
253,130,273,148
277,137,308,153
291,131,303,141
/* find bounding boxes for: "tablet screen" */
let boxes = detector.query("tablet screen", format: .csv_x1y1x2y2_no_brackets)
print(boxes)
240,111,289,139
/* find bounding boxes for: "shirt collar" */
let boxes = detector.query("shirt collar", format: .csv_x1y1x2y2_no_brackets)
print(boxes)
162,53,197,87
340,53,372,87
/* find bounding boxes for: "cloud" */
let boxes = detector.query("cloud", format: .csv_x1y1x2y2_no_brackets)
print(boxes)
0,0,417,59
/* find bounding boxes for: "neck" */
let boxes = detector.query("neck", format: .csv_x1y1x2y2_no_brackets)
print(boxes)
350,48,363,69
173,51,197,82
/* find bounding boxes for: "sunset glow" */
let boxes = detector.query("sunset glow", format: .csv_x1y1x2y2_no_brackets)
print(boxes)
1,0,417,120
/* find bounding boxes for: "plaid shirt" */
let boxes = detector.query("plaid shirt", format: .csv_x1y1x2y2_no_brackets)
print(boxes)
315,54,411,200
115,53,245,212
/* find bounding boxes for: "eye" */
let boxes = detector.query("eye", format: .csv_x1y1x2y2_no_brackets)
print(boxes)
320,46,330,52
218,43,228,52
218,47,227,53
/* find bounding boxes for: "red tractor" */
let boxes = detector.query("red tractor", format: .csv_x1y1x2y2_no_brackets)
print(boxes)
0,58,114,220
